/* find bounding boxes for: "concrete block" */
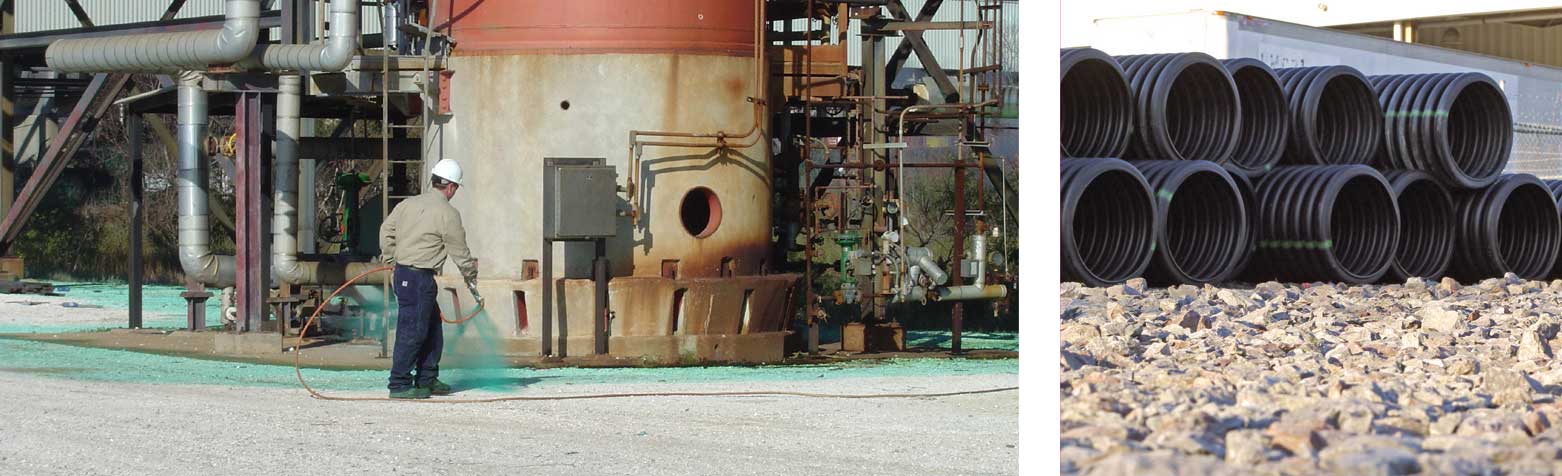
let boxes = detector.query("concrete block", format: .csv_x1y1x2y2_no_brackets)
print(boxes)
215,332,282,355
0,256,22,280
842,322,904,353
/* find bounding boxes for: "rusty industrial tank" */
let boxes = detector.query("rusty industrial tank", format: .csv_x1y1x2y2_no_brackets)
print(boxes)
431,0,794,362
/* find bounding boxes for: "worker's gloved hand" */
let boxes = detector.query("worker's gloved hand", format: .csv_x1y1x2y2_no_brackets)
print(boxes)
466,279,485,309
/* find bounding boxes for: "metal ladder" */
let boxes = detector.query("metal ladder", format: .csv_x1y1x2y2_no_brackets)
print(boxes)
376,1,449,357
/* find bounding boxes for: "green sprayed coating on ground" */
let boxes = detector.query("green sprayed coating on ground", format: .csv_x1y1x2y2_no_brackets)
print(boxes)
0,338,1017,392
906,331,1019,352
0,281,224,334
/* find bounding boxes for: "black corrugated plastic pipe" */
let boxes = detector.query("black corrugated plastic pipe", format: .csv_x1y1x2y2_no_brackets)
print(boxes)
1061,48,1134,158
1220,58,1289,179
1251,165,1399,284
1371,72,1513,190
1223,165,1260,280
1116,52,1240,163
1274,65,1383,166
1131,160,1248,285
1381,170,1456,282
1450,174,1561,281
1547,179,1562,278
1062,158,1158,286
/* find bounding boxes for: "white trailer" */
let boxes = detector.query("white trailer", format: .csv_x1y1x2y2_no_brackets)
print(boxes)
1087,10,1562,178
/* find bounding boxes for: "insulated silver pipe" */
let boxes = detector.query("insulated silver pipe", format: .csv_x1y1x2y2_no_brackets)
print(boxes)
273,74,383,285
177,72,236,286
242,0,360,71
934,233,1006,302
47,0,261,73
909,250,949,286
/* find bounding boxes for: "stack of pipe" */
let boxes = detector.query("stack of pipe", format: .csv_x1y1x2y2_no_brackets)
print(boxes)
1060,47,1541,287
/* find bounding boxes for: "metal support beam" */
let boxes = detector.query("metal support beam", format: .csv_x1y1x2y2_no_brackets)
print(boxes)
883,0,957,101
0,0,14,239
0,3,185,255
0,73,130,255
234,92,270,333
128,112,143,328
63,0,94,28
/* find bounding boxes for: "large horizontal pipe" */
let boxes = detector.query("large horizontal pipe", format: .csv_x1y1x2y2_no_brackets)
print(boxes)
1132,160,1248,285
1370,72,1512,190
1450,174,1561,281
1116,52,1240,163
1220,58,1288,179
934,284,1008,301
1060,48,1133,158
1274,65,1382,165
1249,165,1399,284
1381,170,1455,282
237,0,360,71
46,0,260,73
1061,158,1158,286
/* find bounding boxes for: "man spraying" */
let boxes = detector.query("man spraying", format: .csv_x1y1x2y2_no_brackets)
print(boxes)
378,158,483,399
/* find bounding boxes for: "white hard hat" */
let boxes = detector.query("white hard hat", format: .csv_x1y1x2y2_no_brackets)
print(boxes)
431,159,464,185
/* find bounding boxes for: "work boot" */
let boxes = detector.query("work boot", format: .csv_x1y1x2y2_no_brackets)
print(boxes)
419,379,452,396
389,387,432,399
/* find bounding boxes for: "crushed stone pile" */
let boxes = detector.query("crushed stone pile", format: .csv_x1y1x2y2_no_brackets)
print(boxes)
1061,274,1562,476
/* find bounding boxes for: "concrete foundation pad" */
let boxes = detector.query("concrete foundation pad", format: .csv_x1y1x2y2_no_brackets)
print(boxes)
610,332,786,364
215,332,282,355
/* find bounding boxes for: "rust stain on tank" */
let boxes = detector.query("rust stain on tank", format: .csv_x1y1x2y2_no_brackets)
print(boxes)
664,54,682,128
722,76,745,97
440,0,755,55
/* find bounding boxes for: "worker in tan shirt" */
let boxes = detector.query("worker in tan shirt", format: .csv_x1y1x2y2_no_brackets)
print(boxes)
378,158,480,399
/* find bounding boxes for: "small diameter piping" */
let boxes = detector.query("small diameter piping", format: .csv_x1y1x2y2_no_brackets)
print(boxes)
177,72,237,287
625,0,768,226
47,0,260,73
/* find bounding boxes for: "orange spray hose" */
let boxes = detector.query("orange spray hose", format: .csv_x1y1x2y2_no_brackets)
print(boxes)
292,267,1018,403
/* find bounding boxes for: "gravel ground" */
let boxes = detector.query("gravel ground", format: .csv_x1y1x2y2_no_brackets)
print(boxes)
0,368,1016,475
1061,275,1562,475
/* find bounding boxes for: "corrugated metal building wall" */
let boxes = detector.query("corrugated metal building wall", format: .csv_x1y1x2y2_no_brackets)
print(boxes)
14,0,383,36
785,0,1020,73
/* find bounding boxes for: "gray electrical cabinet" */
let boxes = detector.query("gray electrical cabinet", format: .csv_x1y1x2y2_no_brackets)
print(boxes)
543,157,618,240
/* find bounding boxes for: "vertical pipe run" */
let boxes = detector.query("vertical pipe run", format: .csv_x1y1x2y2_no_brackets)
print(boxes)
594,239,609,355
177,72,237,287
542,238,553,357
128,112,144,329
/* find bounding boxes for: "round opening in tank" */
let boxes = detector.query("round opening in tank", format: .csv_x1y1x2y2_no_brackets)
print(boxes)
680,187,722,238
560,100,571,110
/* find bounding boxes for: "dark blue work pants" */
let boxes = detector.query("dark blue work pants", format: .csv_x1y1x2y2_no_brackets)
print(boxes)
388,265,443,391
